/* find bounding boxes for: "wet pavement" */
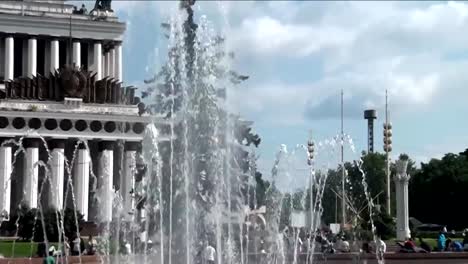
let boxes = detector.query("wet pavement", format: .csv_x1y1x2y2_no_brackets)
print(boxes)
270,258,468,264
246,252,468,264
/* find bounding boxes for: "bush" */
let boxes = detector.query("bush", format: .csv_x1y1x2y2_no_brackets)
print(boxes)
412,230,464,239
16,205,36,241
360,210,395,240
374,211,395,240
62,208,85,240
14,206,84,242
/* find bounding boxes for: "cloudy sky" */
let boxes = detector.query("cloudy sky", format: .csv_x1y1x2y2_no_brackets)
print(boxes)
77,1,468,181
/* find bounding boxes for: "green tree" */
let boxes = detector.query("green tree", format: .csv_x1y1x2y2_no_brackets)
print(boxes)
345,153,387,209
318,152,416,227
410,151,468,229
320,169,341,225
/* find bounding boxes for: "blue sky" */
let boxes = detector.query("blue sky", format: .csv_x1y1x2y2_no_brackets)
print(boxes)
76,1,468,186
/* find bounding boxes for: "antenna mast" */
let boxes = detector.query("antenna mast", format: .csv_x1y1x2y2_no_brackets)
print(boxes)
341,89,346,227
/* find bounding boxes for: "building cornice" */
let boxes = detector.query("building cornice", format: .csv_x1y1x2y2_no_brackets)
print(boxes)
0,12,125,41
0,99,141,117
0,127,171,142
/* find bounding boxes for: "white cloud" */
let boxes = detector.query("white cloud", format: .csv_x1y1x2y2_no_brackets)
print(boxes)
231,16,355,58
110,0,468,118
221,1,468,124
228,82,313,126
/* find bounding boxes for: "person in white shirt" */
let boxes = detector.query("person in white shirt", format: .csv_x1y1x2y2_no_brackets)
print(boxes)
204,242,216,264
376,237,386,260
334,237,350,253
125,242,132,255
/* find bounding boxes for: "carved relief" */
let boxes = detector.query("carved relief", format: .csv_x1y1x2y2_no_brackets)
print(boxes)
0,65,140,107
59,65,87,98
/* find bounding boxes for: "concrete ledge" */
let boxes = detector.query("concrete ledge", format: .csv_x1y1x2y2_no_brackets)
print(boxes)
246,252,468,261
5,252,468,264
382,252,468,259
310,252,468,260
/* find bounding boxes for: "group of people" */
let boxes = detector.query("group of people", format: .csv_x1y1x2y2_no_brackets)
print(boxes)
437,227,468,252
38,235,97,264
399,237,429,253
281,227,361,257
399,227,468,253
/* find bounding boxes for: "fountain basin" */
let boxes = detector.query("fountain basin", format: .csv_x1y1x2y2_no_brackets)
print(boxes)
4,252,468,264
0,256,99,264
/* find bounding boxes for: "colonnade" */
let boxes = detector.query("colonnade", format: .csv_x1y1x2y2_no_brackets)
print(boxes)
2,36,122,82
0,138,139,222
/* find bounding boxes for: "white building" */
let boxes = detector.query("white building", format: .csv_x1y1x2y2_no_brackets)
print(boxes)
0,0,162,224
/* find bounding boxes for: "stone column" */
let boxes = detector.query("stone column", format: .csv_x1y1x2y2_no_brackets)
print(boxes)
50,39,59,73
4,37,13,81
74,143,90,221
49,140,65,210
0,139,12,220
23,138,40,209
93,42,102,80
109,47,115,78
115,44,122,81
98,141,114,222
395,159,411,241
121,142,139,220
27,38,37,78
103,52,108,77
72,41,81,68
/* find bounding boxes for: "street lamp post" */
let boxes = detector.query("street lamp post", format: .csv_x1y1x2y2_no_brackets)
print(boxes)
307,138,315,231
384,89,392,215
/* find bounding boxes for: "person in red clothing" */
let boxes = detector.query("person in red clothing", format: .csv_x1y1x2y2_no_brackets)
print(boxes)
404,237,417,252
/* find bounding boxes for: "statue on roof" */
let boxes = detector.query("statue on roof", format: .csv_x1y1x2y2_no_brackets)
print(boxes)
180,0,196,9
92,0,113,12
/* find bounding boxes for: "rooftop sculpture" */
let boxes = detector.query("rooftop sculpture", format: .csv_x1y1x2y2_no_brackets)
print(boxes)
92,0,113,13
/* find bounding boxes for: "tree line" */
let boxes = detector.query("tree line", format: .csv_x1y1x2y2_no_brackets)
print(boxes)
252,149,468,238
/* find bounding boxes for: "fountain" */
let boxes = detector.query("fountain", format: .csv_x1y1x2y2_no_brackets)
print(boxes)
0,1,390,264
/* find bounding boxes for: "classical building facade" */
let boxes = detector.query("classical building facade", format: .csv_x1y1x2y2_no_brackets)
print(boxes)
0,0,159,224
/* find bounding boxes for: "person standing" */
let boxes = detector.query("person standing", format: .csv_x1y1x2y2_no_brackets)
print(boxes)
204,242,216,264
43,246,56,264
376,237,386,260
86,236,97,255
72,235,81,256
437,231,446,252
